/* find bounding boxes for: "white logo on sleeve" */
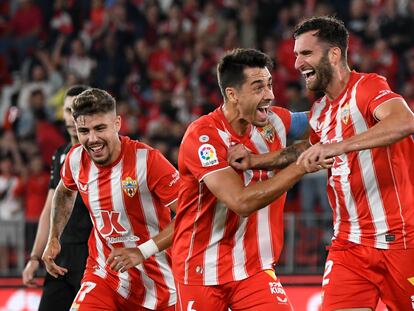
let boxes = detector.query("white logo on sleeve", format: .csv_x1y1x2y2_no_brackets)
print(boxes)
199,135,209,143
198,144,219,167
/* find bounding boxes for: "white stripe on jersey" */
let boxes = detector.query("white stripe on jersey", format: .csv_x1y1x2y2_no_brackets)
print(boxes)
204,202,228,285
268,112,287,147
68,146,82,187
309,97,328,140
349,77,388,248
332,91,361,243
232,217,248,281
250,128,273,269
251,129,269,153
88,162,108,278
136,149,176,306
110,160,132,299
184,182,204,284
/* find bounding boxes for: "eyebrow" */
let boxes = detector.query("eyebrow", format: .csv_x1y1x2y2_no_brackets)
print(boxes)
250,77,272,85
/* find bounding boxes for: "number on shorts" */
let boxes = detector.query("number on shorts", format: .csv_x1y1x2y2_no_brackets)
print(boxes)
322,260,333,286
187,300,196,311
74,281,97,303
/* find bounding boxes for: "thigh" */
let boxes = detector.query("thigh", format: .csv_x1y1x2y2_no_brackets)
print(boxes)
321,248,379,311
38,274,77,311
175,282,227,311
380,248,414,311
70,275,117,311
229,270,292,311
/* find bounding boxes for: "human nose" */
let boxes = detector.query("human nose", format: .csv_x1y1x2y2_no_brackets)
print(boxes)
294,55,303,70
88,130,98,143
265,85,275,101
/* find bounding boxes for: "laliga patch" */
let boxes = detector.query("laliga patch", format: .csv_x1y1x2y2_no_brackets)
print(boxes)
198,144,219,167
199,135,209,143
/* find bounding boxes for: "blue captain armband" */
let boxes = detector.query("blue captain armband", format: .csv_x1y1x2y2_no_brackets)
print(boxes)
288,112,308,140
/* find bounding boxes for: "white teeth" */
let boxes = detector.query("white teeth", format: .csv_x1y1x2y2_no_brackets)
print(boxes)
302,69,313,74
257,105,270,109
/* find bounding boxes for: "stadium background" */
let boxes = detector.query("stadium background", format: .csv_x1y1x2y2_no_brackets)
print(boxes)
0,0,413,310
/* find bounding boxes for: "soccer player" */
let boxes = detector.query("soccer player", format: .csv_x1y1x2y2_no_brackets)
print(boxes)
42,88,178,311
172,48,320,311
22,85,92,311
231,16,414,311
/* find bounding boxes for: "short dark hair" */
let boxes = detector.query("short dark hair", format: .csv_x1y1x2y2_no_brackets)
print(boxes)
217,48,273,99
72,88,116,120
65,85,90,98
293,16,349,62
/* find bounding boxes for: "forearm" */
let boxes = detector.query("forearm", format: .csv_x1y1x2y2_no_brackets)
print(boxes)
251,141,310,170
30,190,53,258
339,114,414,154
152,219,175,252
49,185,76,241
236,163,306,216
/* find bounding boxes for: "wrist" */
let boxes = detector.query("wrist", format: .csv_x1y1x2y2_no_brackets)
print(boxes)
137,239,159,260
29,255,41,262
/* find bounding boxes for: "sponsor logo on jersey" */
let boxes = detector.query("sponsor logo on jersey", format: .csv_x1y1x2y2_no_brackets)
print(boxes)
374,89,392,101
198,144,219,167
341,102,350,124
257,123,275,143
268,280,288,303
106,235,140,244
199,135,209,143
169,171,180,187
122,176,138,197
79,181,88,192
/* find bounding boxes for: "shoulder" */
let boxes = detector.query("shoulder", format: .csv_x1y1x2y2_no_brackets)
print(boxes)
183,114,221,141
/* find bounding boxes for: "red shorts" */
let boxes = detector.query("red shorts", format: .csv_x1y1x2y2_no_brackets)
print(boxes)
69,273,174,311
321,240,414,311
175,269,292,311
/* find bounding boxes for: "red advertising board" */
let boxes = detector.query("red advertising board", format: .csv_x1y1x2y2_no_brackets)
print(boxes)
0,286,387,310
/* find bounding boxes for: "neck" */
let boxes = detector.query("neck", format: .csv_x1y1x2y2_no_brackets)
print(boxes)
70,136,79,145
222,103,249,136
325,64,351,101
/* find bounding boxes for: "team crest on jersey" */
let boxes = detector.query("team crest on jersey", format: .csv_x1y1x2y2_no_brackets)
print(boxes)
407,276,414,286
198,144,219,167
341,103,350,124
122,177,138,197
257,123,275,143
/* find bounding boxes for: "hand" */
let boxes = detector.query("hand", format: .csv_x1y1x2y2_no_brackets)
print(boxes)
297,142,341,172
42,238,67,278
228,144,251,170
107,248,145,273
22,259,40,287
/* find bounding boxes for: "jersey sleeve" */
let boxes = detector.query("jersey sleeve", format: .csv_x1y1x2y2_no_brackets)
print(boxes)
359,74,402,119
181,124,229,181
270,106,292,132
308,127,320,145
146,149,180,206
60,147,78,191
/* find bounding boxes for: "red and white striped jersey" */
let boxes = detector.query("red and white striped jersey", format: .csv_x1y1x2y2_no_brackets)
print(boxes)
172,106,292,285
309,71,414,250
61,136,179,309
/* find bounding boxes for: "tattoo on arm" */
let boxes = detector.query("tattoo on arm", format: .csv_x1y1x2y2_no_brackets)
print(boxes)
50,183,76,239
273,141,310,169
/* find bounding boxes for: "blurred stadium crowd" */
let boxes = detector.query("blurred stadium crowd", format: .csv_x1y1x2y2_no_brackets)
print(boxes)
0,0,414,275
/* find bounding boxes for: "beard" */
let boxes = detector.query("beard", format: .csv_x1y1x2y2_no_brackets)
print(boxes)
308,52,334,93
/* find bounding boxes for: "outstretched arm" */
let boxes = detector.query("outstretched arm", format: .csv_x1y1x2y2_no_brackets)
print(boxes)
297,98,414,170
22,189,54,286
42,181,77,278
228,140,310,171
107,201,177,272
204,161,317,217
